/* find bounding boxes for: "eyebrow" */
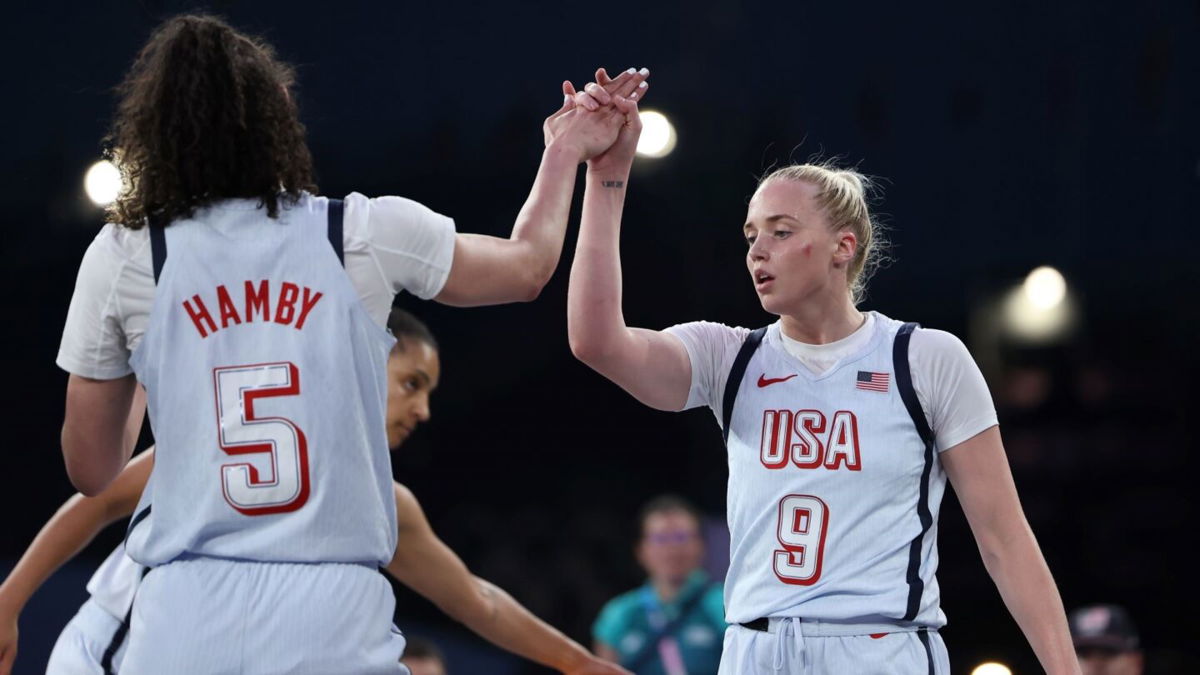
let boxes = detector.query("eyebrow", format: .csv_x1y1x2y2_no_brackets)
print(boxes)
413,369,432,386
744,214,800,230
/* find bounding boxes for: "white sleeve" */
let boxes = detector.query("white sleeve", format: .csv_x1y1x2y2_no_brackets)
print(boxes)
56,226,141,379
908,328,999,452
663,321,751,415
342,192,456,318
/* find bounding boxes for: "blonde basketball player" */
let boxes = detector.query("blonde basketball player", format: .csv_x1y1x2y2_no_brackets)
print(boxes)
565,78,1080,673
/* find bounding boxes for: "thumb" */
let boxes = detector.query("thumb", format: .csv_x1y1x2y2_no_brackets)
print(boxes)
612,95,641,127
554,81,577,115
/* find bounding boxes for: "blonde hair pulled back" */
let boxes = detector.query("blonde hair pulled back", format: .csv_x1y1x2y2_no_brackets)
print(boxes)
757,162,887,304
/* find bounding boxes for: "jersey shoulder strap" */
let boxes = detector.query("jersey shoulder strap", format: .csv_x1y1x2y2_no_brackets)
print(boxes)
722,326,769,444
147,198,346,285
891,322,934,446
327,198,344,266
892,320,936,621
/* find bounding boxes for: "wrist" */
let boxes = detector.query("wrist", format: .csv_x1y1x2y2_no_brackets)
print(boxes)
552,643,593,673
0,589,27,617
544,139,586,165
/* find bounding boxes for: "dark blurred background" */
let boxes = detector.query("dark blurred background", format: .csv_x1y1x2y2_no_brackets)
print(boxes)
2,1,1197,673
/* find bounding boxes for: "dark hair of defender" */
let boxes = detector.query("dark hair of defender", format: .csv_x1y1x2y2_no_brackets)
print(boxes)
106,14,316,229
388,308,439,353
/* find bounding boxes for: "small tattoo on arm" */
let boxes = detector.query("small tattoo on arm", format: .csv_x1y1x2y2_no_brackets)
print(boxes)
601,180,625,188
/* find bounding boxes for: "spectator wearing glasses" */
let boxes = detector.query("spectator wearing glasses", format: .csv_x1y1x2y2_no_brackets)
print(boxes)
593,496,726,675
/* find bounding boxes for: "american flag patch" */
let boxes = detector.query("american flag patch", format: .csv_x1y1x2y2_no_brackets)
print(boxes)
856,371,890,392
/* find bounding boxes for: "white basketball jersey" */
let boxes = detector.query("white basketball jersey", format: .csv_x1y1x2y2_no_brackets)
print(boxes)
721,314,946,627
126,195,397,566
85,542,143,620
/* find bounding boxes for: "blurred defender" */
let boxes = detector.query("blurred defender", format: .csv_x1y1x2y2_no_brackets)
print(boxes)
4,311,624,675
56,14,645,672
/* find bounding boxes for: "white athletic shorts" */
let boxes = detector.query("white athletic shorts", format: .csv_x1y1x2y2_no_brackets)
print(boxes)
718,618,950,674
119,557,406,675
46,597,127,675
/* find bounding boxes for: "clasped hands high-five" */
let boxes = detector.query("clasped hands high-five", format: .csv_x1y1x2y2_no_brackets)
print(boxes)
543,67,648,172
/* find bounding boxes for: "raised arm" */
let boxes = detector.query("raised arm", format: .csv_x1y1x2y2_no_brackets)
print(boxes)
0,447,153,675
565,78,692,411
434,69,650,307
61,376,145,496
385,484,628,675
941,427,1081,675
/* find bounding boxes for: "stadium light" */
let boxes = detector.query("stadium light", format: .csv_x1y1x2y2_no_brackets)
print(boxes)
1002,266,1075,343
1023,265,1066,309
636,110,676,158
84,160,122,206
970,663,1012,675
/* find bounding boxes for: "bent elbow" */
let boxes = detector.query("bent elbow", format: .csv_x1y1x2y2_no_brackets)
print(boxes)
68,467,112,497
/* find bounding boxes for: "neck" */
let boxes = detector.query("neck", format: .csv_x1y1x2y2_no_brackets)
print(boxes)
778,290,864,345
653,576,688,603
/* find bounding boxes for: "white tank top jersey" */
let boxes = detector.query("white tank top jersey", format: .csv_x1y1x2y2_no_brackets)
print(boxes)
666,312,999,628
123,195,398,567
85,542,143,620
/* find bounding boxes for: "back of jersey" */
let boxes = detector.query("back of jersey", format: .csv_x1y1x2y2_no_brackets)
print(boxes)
126,195,397,567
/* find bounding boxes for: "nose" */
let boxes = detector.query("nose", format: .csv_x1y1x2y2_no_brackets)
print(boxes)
748,236,769,262
414,394,431,423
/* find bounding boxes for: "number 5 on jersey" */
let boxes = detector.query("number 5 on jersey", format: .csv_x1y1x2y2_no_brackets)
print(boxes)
774,495,829,585
213,362,311,515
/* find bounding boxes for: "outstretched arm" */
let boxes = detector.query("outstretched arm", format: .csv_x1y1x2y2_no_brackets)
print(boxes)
0,447,153,675
565,76,692,411
942,427,1080,675
386,484,628,675
434,70,650,307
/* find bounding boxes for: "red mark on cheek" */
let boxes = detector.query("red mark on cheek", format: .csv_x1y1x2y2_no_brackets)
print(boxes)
802,243,813,257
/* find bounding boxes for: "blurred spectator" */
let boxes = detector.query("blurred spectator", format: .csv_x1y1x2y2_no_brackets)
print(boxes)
1069,604,1143,675
401,636,448,675
593,495,725,675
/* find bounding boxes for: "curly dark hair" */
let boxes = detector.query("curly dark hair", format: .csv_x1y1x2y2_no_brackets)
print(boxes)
107,14,316,229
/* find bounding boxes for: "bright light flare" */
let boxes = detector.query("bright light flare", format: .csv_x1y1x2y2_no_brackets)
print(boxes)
84,160,122,206
636,110,677,158
1023,266,1066,309
1002,265,1075,343
970,663,1012,675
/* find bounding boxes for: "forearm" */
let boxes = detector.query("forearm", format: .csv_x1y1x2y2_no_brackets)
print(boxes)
509,143,584,289
0,495,111,614
456,578,592,673
567,167,633,362
978,525,1079,674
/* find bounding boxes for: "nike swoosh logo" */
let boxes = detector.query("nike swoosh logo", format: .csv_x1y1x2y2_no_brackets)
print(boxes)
757,373,798,387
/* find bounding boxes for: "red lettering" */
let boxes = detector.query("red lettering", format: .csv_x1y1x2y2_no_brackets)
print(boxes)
216,285,242,328
760,410,792,469
293,287,324,330
274,282,299,325
245,280,270,322
183,295,218,338
792,410,826,469
824,411,862,471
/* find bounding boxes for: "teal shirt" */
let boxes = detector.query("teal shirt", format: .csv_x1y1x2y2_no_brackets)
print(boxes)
593,571,727,675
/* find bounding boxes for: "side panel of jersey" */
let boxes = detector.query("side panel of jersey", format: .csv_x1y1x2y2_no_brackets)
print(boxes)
722,315,947,627
127,196,397,566
85,542,142,620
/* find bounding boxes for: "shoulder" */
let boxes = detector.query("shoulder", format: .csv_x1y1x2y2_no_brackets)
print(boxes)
700,582,726,624
594,586,646,638
664,321,754,365
342,191,454,242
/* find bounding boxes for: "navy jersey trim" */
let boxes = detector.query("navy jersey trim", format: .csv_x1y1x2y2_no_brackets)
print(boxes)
101,565,150,674
327,198,344,266
893,322,935,622
917,628,935,675
149,224,167,284
124,504,152,547
722,326,769,444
